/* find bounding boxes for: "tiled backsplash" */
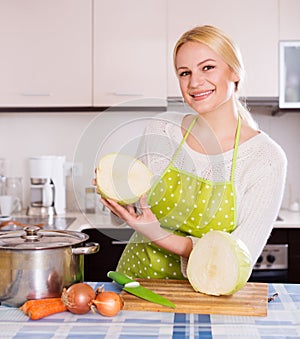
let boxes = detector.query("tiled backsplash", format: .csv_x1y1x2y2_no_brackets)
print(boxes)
0,108,298,212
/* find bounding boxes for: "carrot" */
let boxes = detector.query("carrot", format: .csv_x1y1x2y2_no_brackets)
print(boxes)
20,298,62,315
27,300,67,320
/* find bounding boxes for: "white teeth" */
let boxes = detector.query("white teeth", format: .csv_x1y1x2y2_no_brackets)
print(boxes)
193,90,212,97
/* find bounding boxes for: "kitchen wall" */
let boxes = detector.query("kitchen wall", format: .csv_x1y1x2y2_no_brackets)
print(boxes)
0,108,299,213
0,110,158,212
253,110,300,209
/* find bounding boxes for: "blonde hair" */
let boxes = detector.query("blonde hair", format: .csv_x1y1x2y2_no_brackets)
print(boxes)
174,25,257,129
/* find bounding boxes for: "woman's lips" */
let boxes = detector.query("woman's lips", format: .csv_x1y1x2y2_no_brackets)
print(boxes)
190,89,214,100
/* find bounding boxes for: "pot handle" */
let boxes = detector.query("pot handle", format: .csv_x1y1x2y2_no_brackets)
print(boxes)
72,242,100,255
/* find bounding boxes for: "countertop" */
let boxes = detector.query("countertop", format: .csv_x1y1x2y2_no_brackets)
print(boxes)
274,208,300,228
0,282,299,338
67,208,300,230
4,208,300,232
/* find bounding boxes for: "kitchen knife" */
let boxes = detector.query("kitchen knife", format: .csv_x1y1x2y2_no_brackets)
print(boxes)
107,271,176,309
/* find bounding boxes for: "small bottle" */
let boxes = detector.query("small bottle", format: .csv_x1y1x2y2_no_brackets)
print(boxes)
0,176,6,196
85,187,96,214
0,158,7,196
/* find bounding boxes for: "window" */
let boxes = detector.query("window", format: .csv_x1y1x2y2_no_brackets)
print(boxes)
279,41,300,109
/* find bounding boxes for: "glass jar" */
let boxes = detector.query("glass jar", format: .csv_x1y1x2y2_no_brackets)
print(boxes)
0,159,7,196
5,177,23,212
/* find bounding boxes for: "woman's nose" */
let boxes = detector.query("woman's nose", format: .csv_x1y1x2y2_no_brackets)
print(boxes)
189,72,205,88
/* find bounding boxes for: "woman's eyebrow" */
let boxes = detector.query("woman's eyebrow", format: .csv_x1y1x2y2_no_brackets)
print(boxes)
176,58,216,71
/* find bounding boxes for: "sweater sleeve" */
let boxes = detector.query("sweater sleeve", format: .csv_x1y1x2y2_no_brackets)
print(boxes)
231,146,287,266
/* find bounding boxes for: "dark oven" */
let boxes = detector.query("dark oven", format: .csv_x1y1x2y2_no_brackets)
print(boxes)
249,244,288,283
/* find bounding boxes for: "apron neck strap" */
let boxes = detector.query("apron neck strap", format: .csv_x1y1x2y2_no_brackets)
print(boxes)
230,114,241,183
170,115,198,164
170,114,241,183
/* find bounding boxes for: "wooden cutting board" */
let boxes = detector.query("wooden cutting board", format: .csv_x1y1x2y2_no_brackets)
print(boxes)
121,279,268,317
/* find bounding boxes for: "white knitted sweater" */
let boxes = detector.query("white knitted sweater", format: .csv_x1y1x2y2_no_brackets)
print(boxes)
136,112,287,269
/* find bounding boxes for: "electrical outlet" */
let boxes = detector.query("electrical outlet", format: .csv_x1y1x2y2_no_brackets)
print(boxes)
64,162,73,177
64,162,83,177
72,162,83,177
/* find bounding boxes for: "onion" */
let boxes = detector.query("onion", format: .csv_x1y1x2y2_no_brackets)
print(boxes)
92,288,124,317
61,283,96,314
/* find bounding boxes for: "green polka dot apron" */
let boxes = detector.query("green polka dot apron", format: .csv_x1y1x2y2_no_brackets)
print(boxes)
117,115,241,279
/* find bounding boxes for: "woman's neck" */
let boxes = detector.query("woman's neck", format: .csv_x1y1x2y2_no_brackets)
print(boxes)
185,102,239,154
196,98,239,133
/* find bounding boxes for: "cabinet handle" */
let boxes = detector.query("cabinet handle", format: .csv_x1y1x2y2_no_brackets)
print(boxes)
112,92,143,97
111,241,129,245
22,92,51,96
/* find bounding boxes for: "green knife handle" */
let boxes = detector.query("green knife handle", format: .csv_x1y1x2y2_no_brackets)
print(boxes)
107,271,134,285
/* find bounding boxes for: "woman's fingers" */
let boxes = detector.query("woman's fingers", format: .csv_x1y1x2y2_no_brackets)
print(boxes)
92,168,97,186
101,198,135,222
139,195,149,209
100,196,157,229
138,195,156,219
107,199,131,217
127,205,136,216
100,198,121,217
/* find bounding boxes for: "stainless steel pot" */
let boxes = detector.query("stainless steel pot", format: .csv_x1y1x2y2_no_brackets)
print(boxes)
0,225,100,307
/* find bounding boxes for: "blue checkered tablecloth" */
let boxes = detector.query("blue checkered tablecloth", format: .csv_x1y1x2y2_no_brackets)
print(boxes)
0,283,300,338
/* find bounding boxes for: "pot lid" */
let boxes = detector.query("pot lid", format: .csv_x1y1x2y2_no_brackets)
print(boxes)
0,226,89,250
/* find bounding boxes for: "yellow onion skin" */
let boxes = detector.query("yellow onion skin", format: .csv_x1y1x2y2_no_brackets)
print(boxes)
93,291,124,317
61,283,96,314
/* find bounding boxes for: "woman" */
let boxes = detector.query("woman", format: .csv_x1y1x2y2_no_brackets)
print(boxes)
101,25,287,279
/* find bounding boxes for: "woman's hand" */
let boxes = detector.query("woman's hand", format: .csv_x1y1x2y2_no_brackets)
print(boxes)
100,195,170,242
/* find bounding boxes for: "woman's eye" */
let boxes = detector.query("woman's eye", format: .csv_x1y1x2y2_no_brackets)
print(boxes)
203,65,215,71
178,70,190,77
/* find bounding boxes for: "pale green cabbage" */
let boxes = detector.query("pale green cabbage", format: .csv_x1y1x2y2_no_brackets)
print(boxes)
187,230,252,296
96,153,154,205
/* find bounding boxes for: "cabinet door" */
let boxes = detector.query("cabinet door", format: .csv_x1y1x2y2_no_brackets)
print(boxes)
0,0,92,107
167,0,278,98
279,0,300,39
288,229,300,283
82,228,134,282
93,0,167,107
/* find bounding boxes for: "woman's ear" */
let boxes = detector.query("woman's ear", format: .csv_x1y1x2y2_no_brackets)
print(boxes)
231,71,240,83
231,72,240,91
234,81,240,91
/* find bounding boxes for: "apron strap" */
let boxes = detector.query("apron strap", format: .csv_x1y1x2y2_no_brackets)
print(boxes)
169,114,241,184
169,115,198,165
230,115,241,183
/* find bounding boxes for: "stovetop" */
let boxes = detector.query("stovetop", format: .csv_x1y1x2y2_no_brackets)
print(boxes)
0,216,76,231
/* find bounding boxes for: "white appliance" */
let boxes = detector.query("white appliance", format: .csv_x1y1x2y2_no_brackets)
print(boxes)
27,156,66,216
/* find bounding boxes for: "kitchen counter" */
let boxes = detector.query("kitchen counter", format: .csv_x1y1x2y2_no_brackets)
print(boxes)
0,282,299,338
68,207,300,231
4,207,300,232
66,210,117,231
274,208,300,228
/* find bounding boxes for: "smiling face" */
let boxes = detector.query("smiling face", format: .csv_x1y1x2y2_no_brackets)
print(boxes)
175,41,239,115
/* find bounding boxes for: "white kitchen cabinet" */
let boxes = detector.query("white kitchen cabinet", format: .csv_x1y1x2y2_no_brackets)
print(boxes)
93,0,167,107
167,0,279,98
279,0,300,39
0,0,92,107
